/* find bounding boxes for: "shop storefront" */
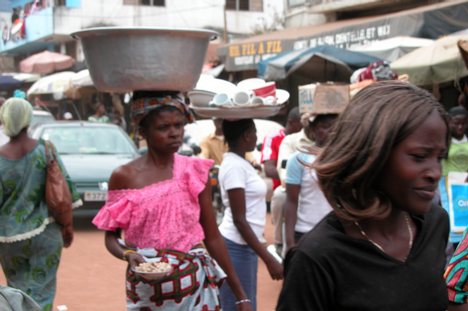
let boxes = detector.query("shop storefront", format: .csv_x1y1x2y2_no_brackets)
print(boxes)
218,0,468,73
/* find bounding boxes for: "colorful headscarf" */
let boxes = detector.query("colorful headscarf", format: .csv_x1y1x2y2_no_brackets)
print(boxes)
0,97,33,137
130,91,193,125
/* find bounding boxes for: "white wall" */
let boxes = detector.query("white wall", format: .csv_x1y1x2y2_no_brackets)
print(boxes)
53,0,286,37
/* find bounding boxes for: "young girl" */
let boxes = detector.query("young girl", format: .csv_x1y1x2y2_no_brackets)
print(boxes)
92,91,252,310
277,81,451,310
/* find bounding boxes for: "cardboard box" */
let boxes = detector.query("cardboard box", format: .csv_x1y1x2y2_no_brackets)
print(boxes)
298,83,350,115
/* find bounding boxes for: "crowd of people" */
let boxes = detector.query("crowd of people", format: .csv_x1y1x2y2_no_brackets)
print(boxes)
0,78,467,311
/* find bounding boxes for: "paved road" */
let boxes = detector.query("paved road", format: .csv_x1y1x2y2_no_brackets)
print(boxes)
0,214,282,311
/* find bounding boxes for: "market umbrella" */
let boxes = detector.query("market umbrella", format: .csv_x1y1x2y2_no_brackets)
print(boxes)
257,45,381,81
27,71,77,100
12,73,41,83
70,69,98,99
390,35,468,86
71,69,94,88
2,72,41,83
0,74,22,90
349,36,434,62
20,50,75,75
0,72,41,92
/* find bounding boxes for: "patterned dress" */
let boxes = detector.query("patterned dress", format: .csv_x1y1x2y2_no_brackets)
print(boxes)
446,228,468,304
93,154,226,310
0,139,81,311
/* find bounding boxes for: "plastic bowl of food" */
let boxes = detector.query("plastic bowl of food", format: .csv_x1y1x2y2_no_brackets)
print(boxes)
72,27,218,92
132,261,173,281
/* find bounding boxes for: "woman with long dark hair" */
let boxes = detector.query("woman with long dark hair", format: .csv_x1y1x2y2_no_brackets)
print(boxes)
277,81,451,310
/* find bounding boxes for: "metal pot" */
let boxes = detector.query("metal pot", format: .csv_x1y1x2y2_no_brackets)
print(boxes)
72,27,218,92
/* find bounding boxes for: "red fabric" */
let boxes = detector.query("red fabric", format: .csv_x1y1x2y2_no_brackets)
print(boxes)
357,61,398,82
260,129,285,190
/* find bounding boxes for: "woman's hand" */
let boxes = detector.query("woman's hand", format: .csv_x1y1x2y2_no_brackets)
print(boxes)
265,258,284,280
125,252,145,270
61,224,73,248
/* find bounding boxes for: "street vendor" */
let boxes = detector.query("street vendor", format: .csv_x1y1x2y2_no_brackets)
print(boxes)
92,90,252,311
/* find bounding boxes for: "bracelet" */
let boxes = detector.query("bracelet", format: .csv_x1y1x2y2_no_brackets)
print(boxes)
122,249,137,261
235,299,251,305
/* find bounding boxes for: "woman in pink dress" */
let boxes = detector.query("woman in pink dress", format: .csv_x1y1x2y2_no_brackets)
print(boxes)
92,91,252,311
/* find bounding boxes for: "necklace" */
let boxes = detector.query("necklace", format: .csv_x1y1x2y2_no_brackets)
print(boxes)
354,213,413,259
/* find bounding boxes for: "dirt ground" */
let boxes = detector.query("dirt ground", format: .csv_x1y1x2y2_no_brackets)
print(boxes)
0,213,282,311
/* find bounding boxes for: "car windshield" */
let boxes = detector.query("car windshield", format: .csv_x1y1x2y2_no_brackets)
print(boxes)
31,114,55,123
41,126,136,155
31,113,55,127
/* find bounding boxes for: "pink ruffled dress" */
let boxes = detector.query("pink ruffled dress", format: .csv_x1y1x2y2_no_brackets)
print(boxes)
92,154,214,253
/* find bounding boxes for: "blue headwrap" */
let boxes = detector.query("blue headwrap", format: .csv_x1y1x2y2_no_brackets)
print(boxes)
13,89,26,99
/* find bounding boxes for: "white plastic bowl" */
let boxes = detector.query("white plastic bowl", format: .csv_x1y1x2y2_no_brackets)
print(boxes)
72,27,218,92
188,89,216,107
132,263,173,281
194,77,237,96
190,104,286,120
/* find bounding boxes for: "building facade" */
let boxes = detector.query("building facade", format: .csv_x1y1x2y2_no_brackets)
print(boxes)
0,0,285,69
221,0,468,72
1,0,467,73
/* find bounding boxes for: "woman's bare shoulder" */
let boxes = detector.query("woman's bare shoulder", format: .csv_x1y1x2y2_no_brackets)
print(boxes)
109,157,145,190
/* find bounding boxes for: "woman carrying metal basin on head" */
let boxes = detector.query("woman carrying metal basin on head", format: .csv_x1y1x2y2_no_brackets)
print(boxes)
73,27,252,310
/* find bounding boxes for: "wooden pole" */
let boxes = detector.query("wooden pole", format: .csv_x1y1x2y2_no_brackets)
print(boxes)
223,4,228,43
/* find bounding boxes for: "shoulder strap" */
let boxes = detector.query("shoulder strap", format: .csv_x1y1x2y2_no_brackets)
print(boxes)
44,140,56,162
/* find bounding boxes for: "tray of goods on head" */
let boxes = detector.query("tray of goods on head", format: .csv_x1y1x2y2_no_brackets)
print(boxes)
188,77,290,119
71,27,218,92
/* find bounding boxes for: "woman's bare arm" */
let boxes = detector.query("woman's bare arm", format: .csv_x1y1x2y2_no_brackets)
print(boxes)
199,181,253,311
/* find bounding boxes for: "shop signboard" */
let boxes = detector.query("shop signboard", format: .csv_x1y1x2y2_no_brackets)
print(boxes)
219,0,468,72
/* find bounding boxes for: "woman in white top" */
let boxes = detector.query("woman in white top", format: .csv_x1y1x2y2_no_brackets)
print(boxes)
218,118,283,311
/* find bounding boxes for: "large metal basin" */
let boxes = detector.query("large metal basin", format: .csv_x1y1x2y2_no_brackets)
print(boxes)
72,27,218,92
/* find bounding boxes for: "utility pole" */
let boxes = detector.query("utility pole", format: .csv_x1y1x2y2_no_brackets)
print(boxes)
223,3,228,43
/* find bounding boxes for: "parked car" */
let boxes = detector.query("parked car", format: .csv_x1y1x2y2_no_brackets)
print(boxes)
28,109,55,135
31,121,139,217
31,109,55,127
27,109,55,133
